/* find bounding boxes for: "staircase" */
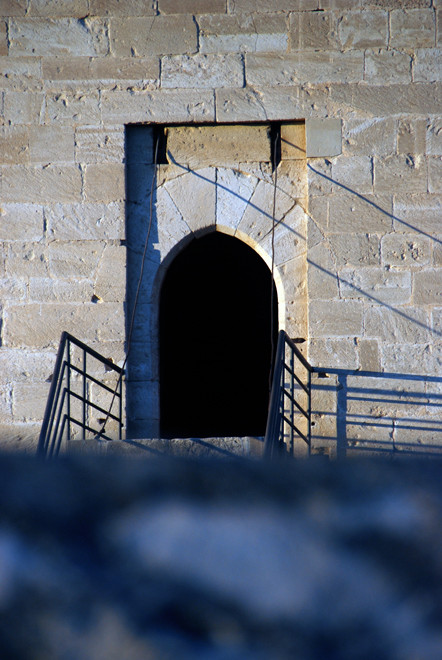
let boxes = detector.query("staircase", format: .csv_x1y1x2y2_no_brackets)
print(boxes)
37,331,313,460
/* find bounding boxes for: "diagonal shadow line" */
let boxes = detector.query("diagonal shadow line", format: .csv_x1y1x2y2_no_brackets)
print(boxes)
165,157,306,241
308,259,442,337
307,163,442,245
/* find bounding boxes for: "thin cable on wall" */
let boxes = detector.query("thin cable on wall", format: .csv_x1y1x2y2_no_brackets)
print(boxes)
269,130,279,393
95,137,159,441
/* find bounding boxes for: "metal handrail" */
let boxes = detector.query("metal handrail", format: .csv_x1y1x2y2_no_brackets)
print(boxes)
264,330,314,459
37,331,124,458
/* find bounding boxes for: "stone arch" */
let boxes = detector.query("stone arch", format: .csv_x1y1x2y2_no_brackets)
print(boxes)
126,165,307,439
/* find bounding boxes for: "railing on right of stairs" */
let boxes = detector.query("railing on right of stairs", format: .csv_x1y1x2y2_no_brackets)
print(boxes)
264,330,314,459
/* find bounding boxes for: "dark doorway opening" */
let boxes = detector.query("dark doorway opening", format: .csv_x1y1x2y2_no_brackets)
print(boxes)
160,232,278,438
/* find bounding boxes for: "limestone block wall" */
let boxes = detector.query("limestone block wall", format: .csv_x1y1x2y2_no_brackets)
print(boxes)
0,0,440,453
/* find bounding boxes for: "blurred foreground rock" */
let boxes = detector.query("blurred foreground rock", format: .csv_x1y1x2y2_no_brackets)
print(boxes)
0,454,441,660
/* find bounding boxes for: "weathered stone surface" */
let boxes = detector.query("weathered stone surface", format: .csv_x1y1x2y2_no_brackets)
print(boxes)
0,349,56,386
309,300,364,337
94,244,126,302
339,267,412,305
365,306,431,343
381,342,441,375
413,48,442,83
110,16,197,57
381,233,431,267
215,86,304,122
46,202,124,240
45,91,101,125
215,167,257,230
308,242,340,300
27,0,89,16
43,56,160,83
328,192,394,233
439,8,442,47
428,157,442,194
330,82,442,117
0,126,29,164
309,338,358,369
0,383,11,418
159,0,226,12
236,178,294,244
337,10,388,50
90,0,156,15
12,381,50,421
397,118,426,155
365,49,412,85
328,233,380,267
366,0,431,6
83,163,125,203
28,278,94,303
277,160,307,198
9,18,109,57
342,117,395,156
3,91,44,124
4,302,125,348
0,203,44,241
331,155,372,192
162,53,243,88
307,206,327,245
413,269,442,305
432,307,442,335
2,165,82,203
0,56,43,91
233,0,318,11
48,241,104,279
280,122,305,160
5,242,49,278
0,0,28,16
152,188,191,259
259,205,307,266
163,168,216,232
166,125,270,168
426,119,442,156
199,13,287,53
246,51,364,86
290,11,337,50
307,159,333,196
101,88,216,123
306,118,342,157
345,373,427,419
390,8,436,48
0,19,7,55
357,338,381,372
393,194,441,237
29,125,75,163
74,126,125,164
374,155,427,193
0,277,27,301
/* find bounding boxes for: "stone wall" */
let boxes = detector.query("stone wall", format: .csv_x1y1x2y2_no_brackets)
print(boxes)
0,0,440,454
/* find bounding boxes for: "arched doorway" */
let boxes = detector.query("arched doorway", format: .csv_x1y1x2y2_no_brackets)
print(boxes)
159,231,278,438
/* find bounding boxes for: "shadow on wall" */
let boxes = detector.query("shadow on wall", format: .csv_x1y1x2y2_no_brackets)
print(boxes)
307,164,441,457
312,370,442,459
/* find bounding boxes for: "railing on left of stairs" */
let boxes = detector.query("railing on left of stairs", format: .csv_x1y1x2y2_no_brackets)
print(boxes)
37,332,124,458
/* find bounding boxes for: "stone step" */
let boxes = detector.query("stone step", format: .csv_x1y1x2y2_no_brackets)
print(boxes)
66,436,265,459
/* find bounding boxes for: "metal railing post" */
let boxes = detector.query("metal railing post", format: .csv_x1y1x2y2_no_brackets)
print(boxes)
264,330,314,460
